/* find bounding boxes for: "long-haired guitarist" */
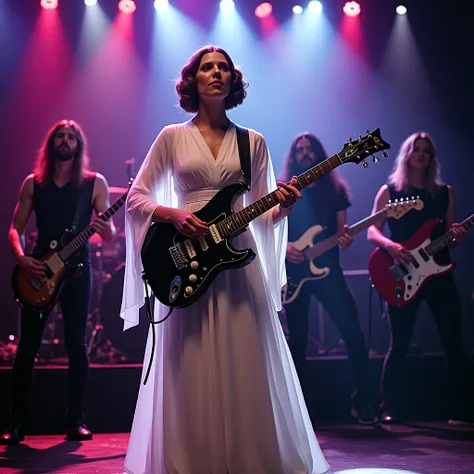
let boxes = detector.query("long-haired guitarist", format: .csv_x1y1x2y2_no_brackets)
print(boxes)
279,132,378,426
119,46,332,474
1,120,116,445
367,132,472,426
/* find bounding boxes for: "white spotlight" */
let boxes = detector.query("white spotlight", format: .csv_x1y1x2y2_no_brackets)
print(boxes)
154,0,169,11
84,0,97,5
220,0,235,11
308,1,323,13
396,5,407,15
293,5,303,14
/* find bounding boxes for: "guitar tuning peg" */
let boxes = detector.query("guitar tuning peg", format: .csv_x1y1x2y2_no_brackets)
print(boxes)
358,134,363,140
382,151,389,158
366,129,370,134
362,160,369,168
348,137,352,142
372,155,380,163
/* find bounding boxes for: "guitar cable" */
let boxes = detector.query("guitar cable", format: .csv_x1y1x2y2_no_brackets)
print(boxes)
367,277,386,353
142,272,174,385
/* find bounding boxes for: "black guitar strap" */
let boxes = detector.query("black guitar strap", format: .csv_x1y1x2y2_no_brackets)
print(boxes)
235,125,251,189
71,174,95,233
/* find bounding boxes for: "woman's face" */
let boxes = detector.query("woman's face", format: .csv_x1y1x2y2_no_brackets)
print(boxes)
194,52,232,104
408,138,432,170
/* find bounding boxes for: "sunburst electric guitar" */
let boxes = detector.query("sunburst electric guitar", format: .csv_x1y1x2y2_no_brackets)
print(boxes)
12,183,131,314
141,129,391,308
282,197,424,304
368,212,474,307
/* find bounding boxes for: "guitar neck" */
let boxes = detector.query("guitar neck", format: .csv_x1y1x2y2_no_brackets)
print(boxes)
426,213,474,256
58,193,128,261
217,154,343,237
304,208,387,260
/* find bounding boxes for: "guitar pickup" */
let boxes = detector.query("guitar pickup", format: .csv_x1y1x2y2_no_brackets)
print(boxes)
209,224,222,244
389,264,405,281
184,239,196,259
198,236,209,251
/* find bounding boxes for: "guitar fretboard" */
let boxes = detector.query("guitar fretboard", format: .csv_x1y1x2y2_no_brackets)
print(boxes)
304,208,387,260
425,213,474,256
216,155,342,237
58,193,128,261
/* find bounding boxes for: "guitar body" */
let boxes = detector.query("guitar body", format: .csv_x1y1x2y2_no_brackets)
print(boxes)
141,182,256,308
368,218,454,307
12,245,79,314
282,224,330,305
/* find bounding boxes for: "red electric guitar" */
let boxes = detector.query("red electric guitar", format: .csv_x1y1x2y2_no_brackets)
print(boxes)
368,213,474,307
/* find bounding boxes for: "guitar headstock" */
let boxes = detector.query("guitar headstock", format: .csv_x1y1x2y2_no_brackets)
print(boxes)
338,128,391,168
385,196,424,219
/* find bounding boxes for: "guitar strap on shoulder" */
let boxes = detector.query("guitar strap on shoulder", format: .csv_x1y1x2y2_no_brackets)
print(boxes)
71,174,95,233
235,125,251,189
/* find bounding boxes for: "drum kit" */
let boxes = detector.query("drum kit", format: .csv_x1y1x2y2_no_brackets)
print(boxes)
18,184,150,365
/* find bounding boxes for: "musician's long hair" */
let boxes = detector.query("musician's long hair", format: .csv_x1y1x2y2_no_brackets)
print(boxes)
389,132,443,196
34,119,89,187
279,132,349,202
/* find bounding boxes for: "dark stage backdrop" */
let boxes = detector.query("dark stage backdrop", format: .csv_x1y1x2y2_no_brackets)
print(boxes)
0,0,472,354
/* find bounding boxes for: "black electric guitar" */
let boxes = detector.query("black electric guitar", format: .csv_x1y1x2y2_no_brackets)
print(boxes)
141,129,391,308
12,182,132,314
282,197,424,304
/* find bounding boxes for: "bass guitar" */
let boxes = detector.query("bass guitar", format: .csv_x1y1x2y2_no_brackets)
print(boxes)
12,183,131,314
368,212,474,307
141,128,391,308
282,197,424,304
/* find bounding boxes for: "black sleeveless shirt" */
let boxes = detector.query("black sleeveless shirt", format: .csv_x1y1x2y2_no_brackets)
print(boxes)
386,183,450,264
33,173,96,264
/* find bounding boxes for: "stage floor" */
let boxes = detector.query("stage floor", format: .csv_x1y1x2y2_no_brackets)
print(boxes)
0,423,473,473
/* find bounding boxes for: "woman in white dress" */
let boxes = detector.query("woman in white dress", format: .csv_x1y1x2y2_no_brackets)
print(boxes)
120,45,330,474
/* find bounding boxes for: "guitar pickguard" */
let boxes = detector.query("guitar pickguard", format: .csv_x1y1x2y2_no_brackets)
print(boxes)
399,239,452,303
283,225,331,304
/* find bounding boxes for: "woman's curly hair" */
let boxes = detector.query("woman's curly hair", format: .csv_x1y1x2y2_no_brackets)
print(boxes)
176,45,248,113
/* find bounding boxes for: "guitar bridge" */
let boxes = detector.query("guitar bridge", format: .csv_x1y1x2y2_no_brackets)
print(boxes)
169,245,188,269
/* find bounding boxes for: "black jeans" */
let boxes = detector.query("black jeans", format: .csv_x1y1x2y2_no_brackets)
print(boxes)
9,265,91,426
382,272,470,413
284,268,371,402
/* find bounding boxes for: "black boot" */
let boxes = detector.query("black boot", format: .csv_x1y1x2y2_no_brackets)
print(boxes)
66,413,93,441
66,423,93,441
0,424,24,445
350,391,379,426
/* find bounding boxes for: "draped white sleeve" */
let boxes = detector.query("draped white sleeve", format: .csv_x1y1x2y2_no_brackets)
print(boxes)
245,131,288,312
120,126,176,331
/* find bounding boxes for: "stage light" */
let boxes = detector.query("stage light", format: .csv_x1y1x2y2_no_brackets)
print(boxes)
41,0,58,9
396,5,407,15
343,1,360,17
154,0,169,11
220,0,235,11
118,0,136,14
85,0,98,5
255,2,272,18
292,5,303,14
308,1,323,13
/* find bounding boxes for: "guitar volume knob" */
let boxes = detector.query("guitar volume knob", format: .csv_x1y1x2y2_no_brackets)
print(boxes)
190,261,198,269
185,286,193,295
189,274,197,282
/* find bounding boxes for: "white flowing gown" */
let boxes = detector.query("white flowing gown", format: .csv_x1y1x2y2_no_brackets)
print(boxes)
120,120,330,474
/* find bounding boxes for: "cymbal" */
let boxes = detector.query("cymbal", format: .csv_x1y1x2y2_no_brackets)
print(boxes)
109,186,127,194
